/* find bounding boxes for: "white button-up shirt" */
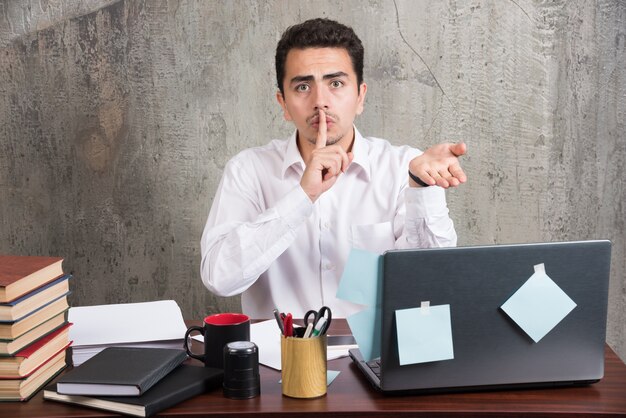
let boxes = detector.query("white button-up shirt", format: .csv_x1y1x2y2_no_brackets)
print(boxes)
200,127,457,319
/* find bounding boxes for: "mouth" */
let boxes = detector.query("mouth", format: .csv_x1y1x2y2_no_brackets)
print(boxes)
309,115,336,129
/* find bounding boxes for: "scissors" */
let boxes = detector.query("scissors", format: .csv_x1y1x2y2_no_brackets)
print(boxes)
304,306,332,335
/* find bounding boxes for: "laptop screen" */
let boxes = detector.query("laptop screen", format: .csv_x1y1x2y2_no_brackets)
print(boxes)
376,240,611,393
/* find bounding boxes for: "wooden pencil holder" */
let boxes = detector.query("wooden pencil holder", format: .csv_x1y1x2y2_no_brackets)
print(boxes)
280,335,327,398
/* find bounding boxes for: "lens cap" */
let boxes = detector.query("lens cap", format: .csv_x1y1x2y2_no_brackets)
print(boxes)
223,341,260,399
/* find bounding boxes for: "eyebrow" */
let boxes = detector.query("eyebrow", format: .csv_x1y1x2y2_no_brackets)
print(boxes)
289,71,349,86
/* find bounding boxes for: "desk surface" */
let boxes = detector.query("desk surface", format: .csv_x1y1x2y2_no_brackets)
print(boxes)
2,319,626,417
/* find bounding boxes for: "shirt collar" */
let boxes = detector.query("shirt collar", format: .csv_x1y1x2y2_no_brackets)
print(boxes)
280,126,371,181
350,126,371,181
281,130,305,179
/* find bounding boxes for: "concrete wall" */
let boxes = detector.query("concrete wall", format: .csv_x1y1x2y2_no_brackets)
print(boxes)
1,0,624,360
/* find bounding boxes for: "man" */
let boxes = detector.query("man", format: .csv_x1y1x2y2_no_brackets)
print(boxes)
200,18,466,318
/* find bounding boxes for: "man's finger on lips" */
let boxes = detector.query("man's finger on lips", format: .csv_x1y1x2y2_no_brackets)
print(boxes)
315,109,328,150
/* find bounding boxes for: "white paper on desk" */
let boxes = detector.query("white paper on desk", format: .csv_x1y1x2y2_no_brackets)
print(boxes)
193,319,355,370
252,319,282,370
69,300,187,346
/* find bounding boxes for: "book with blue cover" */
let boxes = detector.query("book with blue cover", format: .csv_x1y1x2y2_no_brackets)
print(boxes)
0,275,71,322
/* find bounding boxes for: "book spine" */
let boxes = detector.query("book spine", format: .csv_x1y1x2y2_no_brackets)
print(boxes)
138,352,187,394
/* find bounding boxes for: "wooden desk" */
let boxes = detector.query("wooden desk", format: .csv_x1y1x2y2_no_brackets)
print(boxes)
2,320,625,417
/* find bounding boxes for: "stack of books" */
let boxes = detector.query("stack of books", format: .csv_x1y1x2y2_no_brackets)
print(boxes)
44,347,223,417
0,255,72,401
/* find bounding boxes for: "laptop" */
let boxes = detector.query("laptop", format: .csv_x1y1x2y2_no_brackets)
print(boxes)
349,240,612,394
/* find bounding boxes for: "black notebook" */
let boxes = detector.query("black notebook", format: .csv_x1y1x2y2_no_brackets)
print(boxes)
44,365,224,417
56,347,187,396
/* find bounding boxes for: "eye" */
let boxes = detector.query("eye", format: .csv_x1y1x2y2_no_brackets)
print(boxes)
330,80,344,88
296,84,309,92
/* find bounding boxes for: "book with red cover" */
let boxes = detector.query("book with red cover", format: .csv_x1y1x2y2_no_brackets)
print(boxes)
0,323,71,378
0,350,67,401
0,256,64,303
0,312,67,356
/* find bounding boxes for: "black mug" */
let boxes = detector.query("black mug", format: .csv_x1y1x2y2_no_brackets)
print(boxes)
183,313,250,369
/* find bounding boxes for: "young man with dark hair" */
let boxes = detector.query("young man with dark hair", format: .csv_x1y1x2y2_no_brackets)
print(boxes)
201,18,466,318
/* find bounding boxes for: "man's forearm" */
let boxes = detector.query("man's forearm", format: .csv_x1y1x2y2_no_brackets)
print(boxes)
200,185,312,296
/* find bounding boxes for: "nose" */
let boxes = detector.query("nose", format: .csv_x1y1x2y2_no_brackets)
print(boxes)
312,84,329,111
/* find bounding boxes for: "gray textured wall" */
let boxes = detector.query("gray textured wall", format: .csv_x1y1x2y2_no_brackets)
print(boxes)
1,0,624,361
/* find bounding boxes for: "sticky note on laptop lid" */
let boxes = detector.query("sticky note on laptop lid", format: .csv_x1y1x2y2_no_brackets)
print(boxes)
395,302,454,366
500,263,577,343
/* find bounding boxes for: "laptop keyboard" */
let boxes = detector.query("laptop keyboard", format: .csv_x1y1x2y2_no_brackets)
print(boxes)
366,359,381,379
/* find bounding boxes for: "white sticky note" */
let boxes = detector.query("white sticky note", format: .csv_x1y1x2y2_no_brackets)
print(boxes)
395,304,454,366
501,263,577,343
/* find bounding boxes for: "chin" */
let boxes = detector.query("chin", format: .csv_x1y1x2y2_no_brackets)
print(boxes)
304,136,341,146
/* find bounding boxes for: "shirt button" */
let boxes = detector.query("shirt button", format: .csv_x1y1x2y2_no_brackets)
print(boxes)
324,263,335,270
324,221,331,229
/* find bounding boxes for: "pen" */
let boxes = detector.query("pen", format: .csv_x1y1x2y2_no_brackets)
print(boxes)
283,313,293,337
303,322,314,338
273,309,285,335
310,316,327,337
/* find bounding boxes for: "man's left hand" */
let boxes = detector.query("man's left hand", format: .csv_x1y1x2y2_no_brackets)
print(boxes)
408,142,467,189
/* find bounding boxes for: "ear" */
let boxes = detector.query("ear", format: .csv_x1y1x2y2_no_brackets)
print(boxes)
355,82,367,116
276,91,293,122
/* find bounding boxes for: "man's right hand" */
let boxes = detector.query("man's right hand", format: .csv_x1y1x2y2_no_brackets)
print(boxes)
300,109,353,202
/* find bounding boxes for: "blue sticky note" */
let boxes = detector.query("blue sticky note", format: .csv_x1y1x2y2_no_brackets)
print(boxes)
327,370,340,386
337,248,383,362
336,248,381,307
347,306,382,362
395,303,454,366
501,263,576,343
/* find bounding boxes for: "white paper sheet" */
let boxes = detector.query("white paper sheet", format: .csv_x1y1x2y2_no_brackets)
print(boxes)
69,300,187,346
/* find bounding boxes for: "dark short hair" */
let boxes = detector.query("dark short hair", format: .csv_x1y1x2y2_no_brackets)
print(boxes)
275,18,364,95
